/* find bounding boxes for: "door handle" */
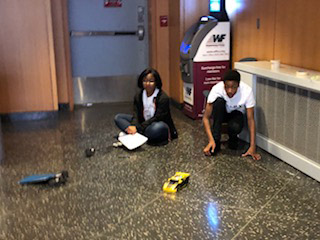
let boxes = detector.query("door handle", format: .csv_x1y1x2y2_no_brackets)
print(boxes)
137,25,144,41
70,25,145,41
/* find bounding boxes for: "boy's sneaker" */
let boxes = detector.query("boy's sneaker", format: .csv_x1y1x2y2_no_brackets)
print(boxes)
228,136,239,150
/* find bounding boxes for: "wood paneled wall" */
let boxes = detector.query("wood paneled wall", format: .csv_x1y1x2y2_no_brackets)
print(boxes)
231,0,276,63
149,0,170,94
150,0,209,103
0,0,58,113
274,0,320,71
232,0,320,72
182,0,209,33
51,0,73,109
168,0,183,102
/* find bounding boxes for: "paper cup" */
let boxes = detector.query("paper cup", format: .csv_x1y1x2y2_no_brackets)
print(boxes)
270,60,280,70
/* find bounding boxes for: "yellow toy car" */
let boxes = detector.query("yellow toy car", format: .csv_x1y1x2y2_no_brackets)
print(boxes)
163,172,190,193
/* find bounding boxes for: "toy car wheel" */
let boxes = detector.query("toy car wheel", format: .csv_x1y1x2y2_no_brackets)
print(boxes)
177,177,189,191
61,170,69,179
48,178,57,186
58,171,68,184
58,177,66,184
185,177,189,184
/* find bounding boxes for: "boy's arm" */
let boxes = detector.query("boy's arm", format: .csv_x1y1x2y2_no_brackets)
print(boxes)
203,103,216,155
242,107,261,160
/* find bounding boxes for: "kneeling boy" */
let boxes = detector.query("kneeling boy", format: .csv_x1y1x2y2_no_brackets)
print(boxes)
202,69,261,160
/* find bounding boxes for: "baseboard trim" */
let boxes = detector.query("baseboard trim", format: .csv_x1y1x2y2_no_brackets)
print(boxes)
58,103,70,111
239,130,320,182
256,133,320,182
0,111,58,122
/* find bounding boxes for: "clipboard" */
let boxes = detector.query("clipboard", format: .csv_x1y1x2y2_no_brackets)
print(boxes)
118,132,148,150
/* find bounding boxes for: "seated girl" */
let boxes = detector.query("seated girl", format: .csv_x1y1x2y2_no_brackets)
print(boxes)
114,68,178,145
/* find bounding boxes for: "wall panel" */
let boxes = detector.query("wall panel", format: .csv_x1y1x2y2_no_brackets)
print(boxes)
168,0,182,102
156,0,170,94
183,0,209,33
149,0,170,94
51,0,73,109
0,0,58,113
232,0,276,64
51,0,69,104
274,0,320,71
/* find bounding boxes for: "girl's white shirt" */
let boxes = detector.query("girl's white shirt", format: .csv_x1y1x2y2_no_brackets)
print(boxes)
142,88,159,120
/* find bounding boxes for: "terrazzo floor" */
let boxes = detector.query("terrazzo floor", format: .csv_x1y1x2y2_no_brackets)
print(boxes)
0,103,319,239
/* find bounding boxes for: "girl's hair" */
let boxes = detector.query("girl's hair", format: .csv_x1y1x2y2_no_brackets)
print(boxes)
137,68,162,89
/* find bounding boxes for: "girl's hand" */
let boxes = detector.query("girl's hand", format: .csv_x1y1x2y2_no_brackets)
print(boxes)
125,126,137,134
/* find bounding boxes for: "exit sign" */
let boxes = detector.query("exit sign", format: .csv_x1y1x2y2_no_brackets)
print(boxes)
104,0,122,7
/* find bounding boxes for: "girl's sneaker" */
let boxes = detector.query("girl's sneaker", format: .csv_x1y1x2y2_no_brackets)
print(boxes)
112,141,123,148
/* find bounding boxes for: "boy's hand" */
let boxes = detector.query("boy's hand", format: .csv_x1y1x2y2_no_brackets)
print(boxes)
203,141,215,156
242,146,261,160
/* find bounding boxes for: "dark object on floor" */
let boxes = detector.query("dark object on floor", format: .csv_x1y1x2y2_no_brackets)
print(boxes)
85,147,96,157
210,142,221,156
19,171,69,186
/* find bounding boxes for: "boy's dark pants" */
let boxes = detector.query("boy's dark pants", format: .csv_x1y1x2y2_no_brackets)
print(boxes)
211,97,244,149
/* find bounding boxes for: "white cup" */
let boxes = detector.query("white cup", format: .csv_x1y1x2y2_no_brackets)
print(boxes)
270,60,280,70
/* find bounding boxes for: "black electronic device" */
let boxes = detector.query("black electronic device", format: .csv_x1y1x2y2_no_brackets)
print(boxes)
209,0,229,21
85,147,96,157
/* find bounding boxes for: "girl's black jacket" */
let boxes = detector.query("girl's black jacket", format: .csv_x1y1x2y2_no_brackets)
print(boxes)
131,89,178,139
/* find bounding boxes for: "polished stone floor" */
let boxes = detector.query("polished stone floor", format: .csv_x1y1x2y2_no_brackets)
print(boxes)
0,103,319,240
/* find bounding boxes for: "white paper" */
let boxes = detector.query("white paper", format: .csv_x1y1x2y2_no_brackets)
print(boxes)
118,132,148,150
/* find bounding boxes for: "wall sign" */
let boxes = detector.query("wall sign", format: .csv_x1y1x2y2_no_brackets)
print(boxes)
104,0,122,8
160,16,168,27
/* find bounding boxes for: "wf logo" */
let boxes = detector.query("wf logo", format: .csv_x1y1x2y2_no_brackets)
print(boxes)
213,34,226,42
186,87,192,95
